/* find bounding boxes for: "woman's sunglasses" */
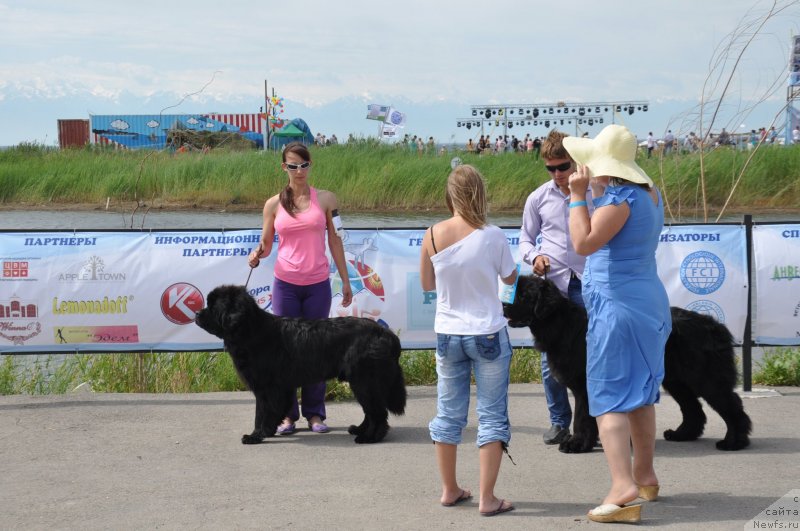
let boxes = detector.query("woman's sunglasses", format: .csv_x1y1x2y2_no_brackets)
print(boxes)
545,161,572,173
286,161,311,171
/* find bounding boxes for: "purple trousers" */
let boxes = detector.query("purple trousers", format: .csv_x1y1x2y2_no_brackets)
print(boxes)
272,277,332,422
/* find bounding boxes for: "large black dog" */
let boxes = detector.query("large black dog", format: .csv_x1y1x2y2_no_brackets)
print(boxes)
503,275,752,453
195,285,407,444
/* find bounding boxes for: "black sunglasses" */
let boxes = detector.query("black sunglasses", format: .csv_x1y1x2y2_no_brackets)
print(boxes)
286,161,311,171
545,161,572,173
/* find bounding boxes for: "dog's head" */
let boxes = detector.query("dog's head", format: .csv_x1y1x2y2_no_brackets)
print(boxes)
195,284,257,339
502,275,565,328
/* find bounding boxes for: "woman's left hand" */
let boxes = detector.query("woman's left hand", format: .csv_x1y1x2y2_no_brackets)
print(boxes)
341,284,353,308
568,164,591,195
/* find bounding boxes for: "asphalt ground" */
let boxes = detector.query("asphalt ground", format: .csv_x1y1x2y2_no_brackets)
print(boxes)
1,383,797,530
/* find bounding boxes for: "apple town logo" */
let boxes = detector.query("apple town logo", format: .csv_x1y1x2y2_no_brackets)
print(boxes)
160,283,205,325
58,255,126,282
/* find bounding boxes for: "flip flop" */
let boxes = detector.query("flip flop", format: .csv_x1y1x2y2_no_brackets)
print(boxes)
587,503,641,523
441,489,472,507
480,499,515,517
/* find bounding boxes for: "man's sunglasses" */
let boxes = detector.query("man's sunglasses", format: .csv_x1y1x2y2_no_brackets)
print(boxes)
545,161,572,173
286,161,311,171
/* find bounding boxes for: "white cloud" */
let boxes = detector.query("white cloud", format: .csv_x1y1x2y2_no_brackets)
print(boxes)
110,119,129,130
0,0,798,146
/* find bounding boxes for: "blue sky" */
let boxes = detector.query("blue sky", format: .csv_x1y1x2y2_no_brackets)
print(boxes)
1,0,798,146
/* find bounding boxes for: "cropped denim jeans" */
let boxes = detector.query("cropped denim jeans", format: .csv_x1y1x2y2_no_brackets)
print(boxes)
429,327,512,448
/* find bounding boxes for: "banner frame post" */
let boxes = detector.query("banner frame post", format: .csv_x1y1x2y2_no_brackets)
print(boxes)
743,214,753,391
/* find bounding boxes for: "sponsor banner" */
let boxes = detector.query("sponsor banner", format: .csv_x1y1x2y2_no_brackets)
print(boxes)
0,224,784,352
368,229,531,349
753,224,800,345
0,230,262,352
657,225,748,343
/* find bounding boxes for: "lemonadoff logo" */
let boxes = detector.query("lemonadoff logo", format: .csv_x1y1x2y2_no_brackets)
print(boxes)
680,251,726,295
745,489,800,529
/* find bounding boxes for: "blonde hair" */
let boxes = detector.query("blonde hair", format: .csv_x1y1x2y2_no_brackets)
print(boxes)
445,164,488,229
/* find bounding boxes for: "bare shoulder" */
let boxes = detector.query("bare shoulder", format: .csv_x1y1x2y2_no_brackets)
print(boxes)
263,194,280,214
315,189,338,210
647,187,659,206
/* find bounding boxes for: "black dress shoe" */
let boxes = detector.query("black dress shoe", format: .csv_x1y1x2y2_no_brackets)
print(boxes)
543,424,570,445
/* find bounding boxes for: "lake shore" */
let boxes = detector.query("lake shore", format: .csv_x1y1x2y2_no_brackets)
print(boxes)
2,200,798,221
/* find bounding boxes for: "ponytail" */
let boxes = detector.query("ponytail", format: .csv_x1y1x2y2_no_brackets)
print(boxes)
279,182,295,217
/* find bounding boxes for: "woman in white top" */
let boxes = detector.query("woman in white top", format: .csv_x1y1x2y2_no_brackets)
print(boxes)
419,164,518,517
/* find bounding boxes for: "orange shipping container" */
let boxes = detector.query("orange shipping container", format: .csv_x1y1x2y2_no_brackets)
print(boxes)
58,119,89,149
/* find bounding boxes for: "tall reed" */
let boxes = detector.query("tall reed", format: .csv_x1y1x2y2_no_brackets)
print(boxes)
2,143,798,218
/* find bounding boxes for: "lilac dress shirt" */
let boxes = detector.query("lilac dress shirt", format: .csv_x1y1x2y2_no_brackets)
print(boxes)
519,180,594,295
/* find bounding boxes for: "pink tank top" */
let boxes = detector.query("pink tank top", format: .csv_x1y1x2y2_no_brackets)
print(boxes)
273,187,330,285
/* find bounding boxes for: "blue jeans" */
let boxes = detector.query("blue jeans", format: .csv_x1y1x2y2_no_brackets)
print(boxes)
272,277,332,422
429,327,512,447
541,274,584,427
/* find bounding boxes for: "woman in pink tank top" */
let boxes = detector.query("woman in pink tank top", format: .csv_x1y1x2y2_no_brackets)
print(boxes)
247,142,352,435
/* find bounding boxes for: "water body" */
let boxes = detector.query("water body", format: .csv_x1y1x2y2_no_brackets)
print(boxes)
0,209,522,231
1,209,798,231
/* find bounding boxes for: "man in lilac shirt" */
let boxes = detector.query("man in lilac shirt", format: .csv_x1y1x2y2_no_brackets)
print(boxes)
519,129,593,445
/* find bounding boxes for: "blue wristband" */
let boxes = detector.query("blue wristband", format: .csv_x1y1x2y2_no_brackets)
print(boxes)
569,200,588,208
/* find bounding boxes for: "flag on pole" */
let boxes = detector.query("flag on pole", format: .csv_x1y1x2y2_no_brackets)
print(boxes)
381,123,398,137
366,104,391,121
385,108,406,127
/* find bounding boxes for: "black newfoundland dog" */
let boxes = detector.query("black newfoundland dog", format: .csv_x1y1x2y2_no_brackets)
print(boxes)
195,285,407,444
503,275,752,453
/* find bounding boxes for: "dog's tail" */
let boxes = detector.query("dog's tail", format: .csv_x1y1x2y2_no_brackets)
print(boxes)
387,366,407,415
387,333,407,415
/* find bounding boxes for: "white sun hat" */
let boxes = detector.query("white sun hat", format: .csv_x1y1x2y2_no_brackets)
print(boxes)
562,124,654,186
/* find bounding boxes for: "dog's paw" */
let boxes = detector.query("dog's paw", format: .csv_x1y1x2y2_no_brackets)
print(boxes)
558,436,595,454
716,436,750,451
241,433,264,445
354,434,382,444
348,424,363,436
354,425,388,444
663,428,701,442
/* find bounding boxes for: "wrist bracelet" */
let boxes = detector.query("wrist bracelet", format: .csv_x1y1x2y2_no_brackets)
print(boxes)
569,200,588,208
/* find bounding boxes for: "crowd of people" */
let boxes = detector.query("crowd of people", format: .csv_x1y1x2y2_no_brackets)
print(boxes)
466,134,544,156
314,132,339,146
312,124,800,155
455,125,800,161
250,126,673,523
645,126,794,157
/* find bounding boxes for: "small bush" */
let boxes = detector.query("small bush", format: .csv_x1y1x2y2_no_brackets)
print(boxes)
753,348,800,386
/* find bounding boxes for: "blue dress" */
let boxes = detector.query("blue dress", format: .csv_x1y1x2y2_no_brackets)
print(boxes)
582,185,672,417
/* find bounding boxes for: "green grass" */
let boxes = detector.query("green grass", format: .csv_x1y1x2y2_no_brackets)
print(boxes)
2,141,799,217
0,348,542,396
3,346,797,396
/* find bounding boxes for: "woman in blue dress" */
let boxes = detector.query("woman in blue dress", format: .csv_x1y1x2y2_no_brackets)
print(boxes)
563,125,671,524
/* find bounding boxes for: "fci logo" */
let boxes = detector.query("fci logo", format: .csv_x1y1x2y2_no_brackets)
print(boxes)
160,283,205,325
